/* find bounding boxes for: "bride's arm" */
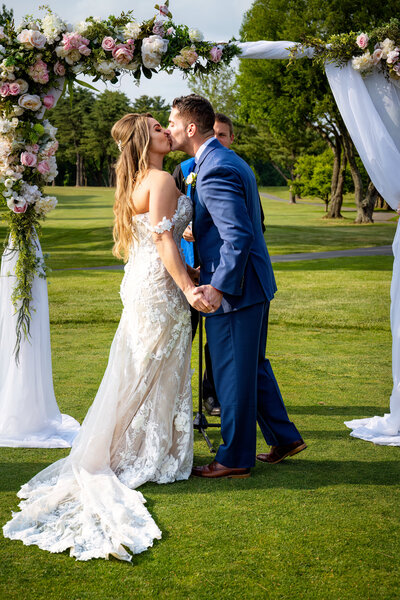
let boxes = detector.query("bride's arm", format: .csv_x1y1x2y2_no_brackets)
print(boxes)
149,172,212,313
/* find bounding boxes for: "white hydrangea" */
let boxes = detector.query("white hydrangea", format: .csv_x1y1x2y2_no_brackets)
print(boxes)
0,117,18,134
189,28,203,42
381,38,395,59
352,51,374,72
124,21,141,40
41,13,66,44
75,21,90,35
20,182,42,204
43,119,58,139
34,195,58,215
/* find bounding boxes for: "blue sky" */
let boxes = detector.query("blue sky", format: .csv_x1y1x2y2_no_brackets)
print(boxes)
12,0,253,103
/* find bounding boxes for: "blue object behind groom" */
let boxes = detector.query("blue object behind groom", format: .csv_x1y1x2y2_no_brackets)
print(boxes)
168,95,305,475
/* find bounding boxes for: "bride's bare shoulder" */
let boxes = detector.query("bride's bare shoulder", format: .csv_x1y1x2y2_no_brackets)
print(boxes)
148,170,179,195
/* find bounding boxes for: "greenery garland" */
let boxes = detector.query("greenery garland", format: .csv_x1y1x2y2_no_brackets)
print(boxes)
0,2,240,361
289,19,400,79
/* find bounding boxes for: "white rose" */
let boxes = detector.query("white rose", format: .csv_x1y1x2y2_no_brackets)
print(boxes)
189,28,204,42
96,60,116,75
124,22,141,40
15,78,29,93
4,178,13,188
142,52,162,69
18,93,42,111
65,48,81,65
12,106,24,116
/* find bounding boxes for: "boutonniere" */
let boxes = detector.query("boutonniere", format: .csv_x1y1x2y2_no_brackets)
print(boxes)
185,172,197,188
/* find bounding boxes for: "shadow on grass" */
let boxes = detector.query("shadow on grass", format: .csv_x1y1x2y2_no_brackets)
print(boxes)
287,405,387,416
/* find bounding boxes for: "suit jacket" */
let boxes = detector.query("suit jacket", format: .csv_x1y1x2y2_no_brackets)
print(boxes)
193,138,277,315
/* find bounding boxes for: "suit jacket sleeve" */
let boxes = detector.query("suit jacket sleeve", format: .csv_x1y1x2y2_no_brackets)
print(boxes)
199,164,255,296
172,164,186,195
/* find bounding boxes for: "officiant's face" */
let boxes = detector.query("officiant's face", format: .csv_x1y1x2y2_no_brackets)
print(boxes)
167,108,190,151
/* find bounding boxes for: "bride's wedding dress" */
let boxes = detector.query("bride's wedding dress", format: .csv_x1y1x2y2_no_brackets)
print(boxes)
3,194,194,561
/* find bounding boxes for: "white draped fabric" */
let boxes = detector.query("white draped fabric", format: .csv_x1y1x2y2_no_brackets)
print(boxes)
0,240,80,448
238,41,400,445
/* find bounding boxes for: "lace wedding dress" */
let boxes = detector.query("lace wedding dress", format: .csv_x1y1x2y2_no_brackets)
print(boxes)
3,194,194,561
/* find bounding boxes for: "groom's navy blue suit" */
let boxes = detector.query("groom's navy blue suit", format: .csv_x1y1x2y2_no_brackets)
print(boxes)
193,138,301,468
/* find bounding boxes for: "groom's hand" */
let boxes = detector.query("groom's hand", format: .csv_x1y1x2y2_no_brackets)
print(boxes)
195,285,223,312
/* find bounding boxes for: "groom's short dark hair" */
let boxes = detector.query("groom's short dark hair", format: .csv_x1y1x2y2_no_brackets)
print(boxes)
172,94,215,135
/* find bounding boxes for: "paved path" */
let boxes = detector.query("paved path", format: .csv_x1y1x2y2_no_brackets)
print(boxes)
54,245,393,272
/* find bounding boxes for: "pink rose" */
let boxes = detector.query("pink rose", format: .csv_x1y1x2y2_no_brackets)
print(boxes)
13,202,28,214
79,44,91,56
153,21,165,37
356,33,369,49
20,152,37,167
9,83,21,95
372,48,383,65
26,144,39,153
112,44,133,64
101,36,116,51
0,83,10,97
159,4,169,16
37,160,50,175
47,140,59,155
43,94,55,109
54,61,66,76
181,48,198,66
210,46,223,63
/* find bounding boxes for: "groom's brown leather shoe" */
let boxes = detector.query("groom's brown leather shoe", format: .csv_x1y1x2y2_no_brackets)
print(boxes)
257,439,307,464
191,461,250,479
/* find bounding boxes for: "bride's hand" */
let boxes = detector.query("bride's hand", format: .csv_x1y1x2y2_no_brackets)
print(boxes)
187,265,200,284
184,286,213,312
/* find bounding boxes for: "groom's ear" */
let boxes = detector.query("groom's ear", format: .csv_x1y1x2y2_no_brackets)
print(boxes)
187,122,197,138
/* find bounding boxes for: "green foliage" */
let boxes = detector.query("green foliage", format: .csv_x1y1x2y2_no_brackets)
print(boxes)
131,95,171,126
188,64,239,118
291,150,334,204
0,3,13,28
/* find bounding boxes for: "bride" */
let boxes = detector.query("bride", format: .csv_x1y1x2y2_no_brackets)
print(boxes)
3,113,212,562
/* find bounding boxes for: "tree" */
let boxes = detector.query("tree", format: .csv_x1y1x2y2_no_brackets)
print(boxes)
131,95,170,126
238,0,399,221
49,88,94,187
188,64,239,118
82,90,132,186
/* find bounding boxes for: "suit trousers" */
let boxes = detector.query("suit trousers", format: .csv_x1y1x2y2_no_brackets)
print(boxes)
205,301,300,468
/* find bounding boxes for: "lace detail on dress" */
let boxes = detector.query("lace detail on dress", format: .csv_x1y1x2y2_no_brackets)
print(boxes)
3,194,194,562
149,215,177,234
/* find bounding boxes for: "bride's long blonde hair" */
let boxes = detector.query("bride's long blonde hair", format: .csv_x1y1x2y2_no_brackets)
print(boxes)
111,112,152,261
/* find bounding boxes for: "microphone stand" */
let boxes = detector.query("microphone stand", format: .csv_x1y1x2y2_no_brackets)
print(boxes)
193,314,220,453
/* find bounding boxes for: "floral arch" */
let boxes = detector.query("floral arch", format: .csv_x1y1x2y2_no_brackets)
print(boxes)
0,2,240,355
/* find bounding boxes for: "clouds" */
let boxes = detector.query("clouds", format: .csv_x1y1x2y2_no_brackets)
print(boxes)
12,0,252,103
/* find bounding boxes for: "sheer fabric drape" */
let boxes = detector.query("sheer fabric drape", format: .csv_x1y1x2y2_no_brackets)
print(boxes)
238,41,400,445
0,239,80,447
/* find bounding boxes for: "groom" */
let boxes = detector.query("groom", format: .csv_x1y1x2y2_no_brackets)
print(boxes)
167,95,305,478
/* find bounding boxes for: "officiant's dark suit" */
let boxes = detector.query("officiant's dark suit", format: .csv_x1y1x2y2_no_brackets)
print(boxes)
193,137,301,468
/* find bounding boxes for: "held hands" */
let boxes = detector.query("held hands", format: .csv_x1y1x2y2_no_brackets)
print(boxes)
184,286,214,313
194,285,223,313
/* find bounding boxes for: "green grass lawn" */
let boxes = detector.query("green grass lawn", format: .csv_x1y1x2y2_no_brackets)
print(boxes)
1,187,399,599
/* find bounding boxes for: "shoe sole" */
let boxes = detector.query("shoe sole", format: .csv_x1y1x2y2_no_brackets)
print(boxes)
257,443,307,465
